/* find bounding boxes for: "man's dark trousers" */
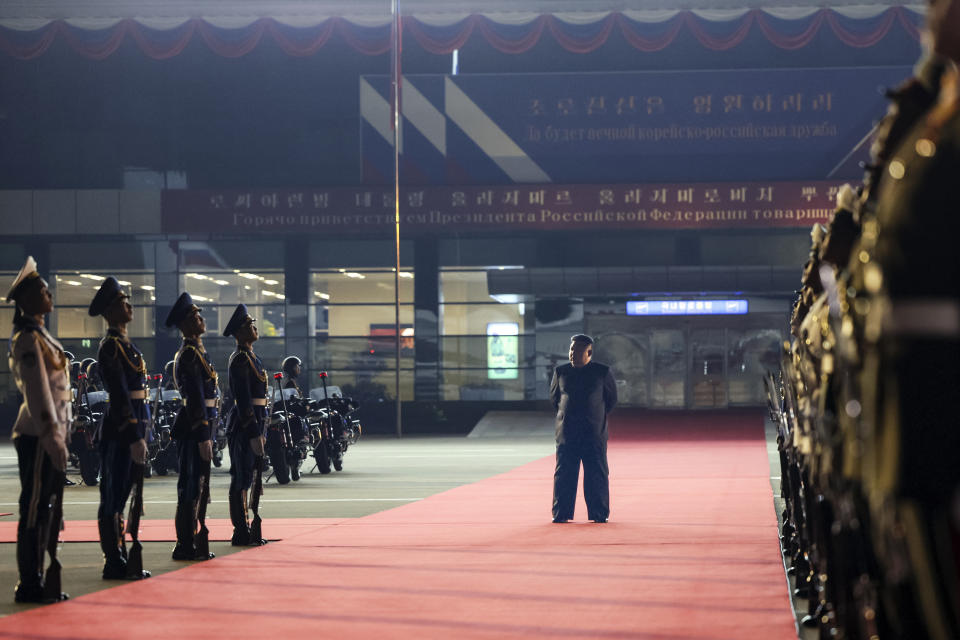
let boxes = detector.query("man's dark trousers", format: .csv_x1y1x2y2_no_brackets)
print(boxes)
553,434,609,521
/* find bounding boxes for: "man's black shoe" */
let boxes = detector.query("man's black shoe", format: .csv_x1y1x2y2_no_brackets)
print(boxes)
591,518,607,523
552,517,569,523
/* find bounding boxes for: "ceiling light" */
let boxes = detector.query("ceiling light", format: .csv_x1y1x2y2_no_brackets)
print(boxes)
117,280,131,286
239,273,259,280
314,291,330,300
264,279,278,285
214,280,229,286
64,280,82,286
186,273,207,280
80,274,102,280
140,285,155,291
345,272,365,279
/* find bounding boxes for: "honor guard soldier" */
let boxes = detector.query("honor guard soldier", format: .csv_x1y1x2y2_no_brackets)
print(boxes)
7,257,70,603
89,277,151,580
166,293,217,561
224,304,268,546
281,356,303,396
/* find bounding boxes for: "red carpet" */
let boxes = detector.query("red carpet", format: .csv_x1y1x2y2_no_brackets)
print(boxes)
0,518,345,543
0,410,796,639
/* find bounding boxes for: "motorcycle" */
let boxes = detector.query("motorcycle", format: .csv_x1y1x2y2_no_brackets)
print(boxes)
147,383,182,476
266,373,309,484
309,372,362,475
68,372,102,486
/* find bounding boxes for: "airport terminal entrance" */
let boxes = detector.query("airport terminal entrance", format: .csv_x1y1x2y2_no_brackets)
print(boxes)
585,314,784,409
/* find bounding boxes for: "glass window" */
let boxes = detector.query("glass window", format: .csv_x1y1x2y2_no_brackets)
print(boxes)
53,271,155,338
690,328,727,408
311,269,413,305
180,270,286,336
591,330,650,407
439,268,532,394
727,328,783,405
313,305,414,338
439,269,490,303
650,329,686,407
305,268,415,402
441,303,525,336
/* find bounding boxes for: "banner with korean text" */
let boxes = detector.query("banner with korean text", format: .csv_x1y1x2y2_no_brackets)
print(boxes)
361,66,912,185
162,181,843,234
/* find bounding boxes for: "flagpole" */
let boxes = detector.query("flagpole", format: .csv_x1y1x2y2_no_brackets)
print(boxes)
391,0,402,438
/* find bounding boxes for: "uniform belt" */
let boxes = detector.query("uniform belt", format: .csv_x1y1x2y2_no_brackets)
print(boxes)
184,398,218,407
887,299,960,337
252,398,268,406
128,390,147,400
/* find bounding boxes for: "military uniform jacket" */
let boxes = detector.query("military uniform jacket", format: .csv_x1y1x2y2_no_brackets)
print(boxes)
282,377,302,397
227,346,268,440
173,338,219,442
875,100,960,301
98,328,150,444
550,361,618,444
9,320,71,444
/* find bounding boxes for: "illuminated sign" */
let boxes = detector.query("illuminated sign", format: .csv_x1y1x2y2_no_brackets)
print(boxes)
487,322,519,380
626,300,748,316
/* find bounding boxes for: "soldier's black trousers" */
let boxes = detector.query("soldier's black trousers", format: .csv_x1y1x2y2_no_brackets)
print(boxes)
98,439,134,562
175,439,207,545
228,432,256,493
15,435,61,591
553,438,609,521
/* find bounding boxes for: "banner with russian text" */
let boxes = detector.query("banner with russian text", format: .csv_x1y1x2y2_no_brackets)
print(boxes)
162,181,843,234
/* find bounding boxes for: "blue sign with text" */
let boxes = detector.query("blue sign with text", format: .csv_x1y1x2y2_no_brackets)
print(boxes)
627,300,748,316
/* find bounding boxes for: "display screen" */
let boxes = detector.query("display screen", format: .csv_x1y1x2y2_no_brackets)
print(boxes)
487,322,519,380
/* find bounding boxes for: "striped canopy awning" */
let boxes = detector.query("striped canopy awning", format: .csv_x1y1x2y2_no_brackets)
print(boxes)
0,1,925,59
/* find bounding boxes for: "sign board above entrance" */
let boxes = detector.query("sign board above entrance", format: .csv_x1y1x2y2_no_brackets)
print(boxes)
361,66,912,185
627,300,749,316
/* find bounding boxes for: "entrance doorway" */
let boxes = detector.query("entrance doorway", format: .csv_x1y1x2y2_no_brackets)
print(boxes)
589,318,783,409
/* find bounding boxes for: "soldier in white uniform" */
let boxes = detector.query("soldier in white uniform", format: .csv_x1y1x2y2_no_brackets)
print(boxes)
6,257,71,603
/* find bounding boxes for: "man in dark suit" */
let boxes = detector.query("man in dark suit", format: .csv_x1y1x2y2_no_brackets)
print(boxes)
550,334,617,523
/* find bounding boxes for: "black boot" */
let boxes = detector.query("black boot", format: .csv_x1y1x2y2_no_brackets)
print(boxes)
14,526,44,603
171,499,197,560
229,490,250,546
99,515,127,579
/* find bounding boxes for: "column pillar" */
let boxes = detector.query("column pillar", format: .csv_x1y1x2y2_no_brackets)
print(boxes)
413,237,439,401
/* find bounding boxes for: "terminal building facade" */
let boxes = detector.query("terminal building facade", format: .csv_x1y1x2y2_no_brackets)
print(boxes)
0,1,922,428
